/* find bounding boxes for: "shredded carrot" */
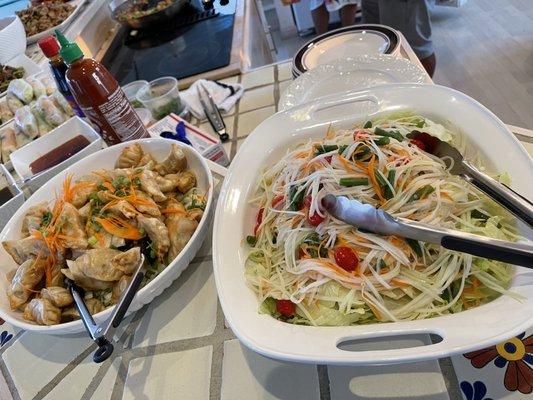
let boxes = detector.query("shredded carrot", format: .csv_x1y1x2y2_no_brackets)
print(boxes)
95,231,105,246
62,174,74,203
95,216,144,240
102,181,115,193
368,156,385,203
338,155,365,174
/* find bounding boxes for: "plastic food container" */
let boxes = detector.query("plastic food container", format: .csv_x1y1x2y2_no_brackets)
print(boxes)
122,80,148,108
137,77,185,120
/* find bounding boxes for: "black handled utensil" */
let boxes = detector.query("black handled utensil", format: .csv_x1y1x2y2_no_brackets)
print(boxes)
197,83,230,142
323,195,533,268
408,131,533,227
67,254,147,363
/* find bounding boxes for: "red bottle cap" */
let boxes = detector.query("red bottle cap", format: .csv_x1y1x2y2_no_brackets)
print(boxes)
38,36,61,58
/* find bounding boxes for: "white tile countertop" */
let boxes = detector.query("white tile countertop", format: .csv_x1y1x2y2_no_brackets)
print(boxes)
1,41,532,400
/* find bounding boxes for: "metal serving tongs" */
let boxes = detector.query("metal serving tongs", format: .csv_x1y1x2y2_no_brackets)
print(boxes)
322,195,533,268
66,255,147,363
197,83,230,142
408,131,533,227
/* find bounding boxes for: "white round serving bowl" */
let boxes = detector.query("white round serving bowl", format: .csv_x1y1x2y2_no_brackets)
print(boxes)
0,138,214,334
0,16,26,65
213,84,533,365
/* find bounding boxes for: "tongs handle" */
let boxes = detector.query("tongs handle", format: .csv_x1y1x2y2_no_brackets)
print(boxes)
396,219,533,268
462,161,533,227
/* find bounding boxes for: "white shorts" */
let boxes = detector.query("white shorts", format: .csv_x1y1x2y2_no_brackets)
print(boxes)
310,0,358,12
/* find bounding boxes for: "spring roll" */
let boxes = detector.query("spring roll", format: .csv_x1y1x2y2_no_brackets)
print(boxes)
14,106,39,140
0,127,18,164
6,92,24,113
50,91,74,117
25,76,46,98
0,100,13,123
14,124,31,148
35,95,66,128
30,103,52,136
7,79,33,104
39,75,56,96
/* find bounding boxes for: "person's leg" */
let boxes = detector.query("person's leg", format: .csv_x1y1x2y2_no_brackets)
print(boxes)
361,0,380,24
311,4,330,35
378,0,436,77
339,4,357,27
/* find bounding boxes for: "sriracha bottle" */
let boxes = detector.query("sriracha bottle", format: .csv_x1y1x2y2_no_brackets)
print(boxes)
54,30,149,145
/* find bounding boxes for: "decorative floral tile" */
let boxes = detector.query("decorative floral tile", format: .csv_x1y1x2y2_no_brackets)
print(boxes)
241,66,275,89
0,320,18,350
123,346,212,400
221,339,320,400
451,329,532,399
132,259,217,347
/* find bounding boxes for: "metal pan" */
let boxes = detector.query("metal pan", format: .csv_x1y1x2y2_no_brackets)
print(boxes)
109,0,189,30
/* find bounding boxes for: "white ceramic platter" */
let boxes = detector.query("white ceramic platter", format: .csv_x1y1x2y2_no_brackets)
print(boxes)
25,0,86,44
213,84,533,365
0,138,214,334
280,55,428,111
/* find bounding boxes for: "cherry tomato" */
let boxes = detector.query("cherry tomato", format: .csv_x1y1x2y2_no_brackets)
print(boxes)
303,195,312,208
276,299,296,317
254,208,264,235
334,246,359,272
308,212,324,226
410,139,426,151
325,155,333,163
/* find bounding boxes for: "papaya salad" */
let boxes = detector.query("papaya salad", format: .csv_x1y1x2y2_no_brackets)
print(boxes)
244,113,519,326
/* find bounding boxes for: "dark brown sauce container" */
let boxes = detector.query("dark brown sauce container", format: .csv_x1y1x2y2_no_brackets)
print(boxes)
29,135,90,174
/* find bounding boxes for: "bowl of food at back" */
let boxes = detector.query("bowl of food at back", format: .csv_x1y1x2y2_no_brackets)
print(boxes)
0,138,213,333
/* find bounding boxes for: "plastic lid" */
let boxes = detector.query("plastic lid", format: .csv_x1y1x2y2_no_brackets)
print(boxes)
55,30,84,64
38,36,60,58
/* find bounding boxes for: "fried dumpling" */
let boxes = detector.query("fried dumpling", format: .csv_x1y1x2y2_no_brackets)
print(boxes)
62,298,104,321
2,236,49,264
61,267,114,291
48,262,66,287
112,275,131,303
138,153,156,169
137,215,170,260
115,143,144,168
21,202,49,237
155,144,187,175
187,208,204,222
112,247,141,274
165,203,198,261
7,258,46,310
71,175,101,208
132,190,161,216
64,248,125,289
58,203,88,249
139,169,167,202
41,286,73,307
23,298,61,325
107,200,138,219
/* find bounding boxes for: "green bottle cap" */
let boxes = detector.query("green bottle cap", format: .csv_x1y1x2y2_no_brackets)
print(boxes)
54,29,84,64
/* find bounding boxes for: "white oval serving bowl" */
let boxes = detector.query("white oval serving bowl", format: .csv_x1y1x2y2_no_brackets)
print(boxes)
213,84,533,365
0,138,214,334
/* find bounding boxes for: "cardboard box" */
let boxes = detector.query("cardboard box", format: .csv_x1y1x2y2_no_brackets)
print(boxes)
148,114,230,167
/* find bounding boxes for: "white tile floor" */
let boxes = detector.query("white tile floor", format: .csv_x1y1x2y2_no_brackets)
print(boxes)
239,86,275,113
